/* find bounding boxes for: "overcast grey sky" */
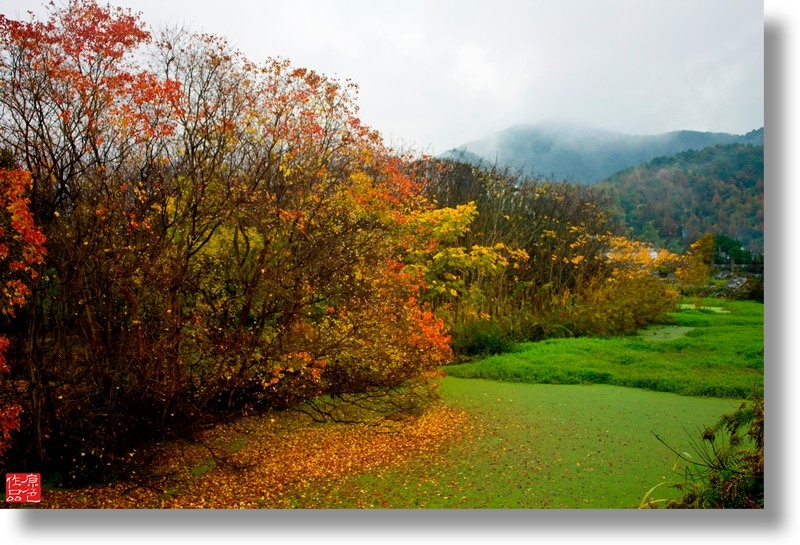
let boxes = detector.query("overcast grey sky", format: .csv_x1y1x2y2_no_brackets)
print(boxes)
5,0,765,154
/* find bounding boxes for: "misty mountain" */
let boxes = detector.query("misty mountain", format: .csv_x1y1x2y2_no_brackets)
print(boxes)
442,121,764,184
595,143,764,254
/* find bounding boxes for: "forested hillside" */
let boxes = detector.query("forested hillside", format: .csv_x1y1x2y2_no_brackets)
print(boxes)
443,121,763,184
596,143,764,254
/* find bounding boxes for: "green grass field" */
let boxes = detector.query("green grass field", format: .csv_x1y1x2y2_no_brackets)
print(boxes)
444,299,764,399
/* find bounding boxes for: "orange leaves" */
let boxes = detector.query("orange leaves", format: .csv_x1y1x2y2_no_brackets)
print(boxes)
31,401,472,509
113,71,182,141
406,304,453,366
605,235,680,278
0,388,22,459
277,207,304,226
0,278,32,313
1,0,183,176
1,169,46,317
0,168,43,460
48,0,149,61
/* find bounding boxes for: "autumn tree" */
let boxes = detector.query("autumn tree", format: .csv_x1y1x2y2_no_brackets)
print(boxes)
677,232,716,294
0,153,46,462
551,235,680,336
1,1,451,481
149,29,451,419
420,159,615,299
417,159,628,336
0,0,186,472
414,157,685,345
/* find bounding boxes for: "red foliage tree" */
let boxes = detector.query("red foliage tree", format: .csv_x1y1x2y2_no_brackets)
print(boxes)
0,165,46,460
0,0,182,470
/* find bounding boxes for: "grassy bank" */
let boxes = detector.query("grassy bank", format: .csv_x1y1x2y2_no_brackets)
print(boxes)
444,299,763,399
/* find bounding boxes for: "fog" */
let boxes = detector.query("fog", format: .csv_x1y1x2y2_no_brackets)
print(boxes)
4,0,765,154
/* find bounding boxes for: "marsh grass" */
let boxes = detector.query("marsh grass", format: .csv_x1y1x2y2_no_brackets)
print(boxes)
444,299,763,399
